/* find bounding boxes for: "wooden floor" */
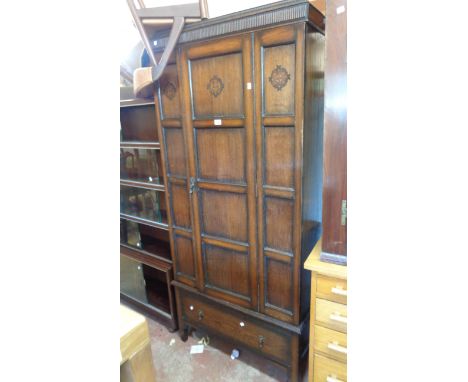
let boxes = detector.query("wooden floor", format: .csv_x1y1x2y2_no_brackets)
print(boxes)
145,314,308,382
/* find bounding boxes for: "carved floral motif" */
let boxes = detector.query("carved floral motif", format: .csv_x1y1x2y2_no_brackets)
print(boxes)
162,81,177,100
207,75,224,97
269,65,291,91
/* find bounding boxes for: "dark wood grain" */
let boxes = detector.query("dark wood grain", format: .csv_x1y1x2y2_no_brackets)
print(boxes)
255,24,305,326
145,3,326,380
180,34,259,309
321,0,347,258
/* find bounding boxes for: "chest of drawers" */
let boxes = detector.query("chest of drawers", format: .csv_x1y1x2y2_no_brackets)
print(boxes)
305,239,347,382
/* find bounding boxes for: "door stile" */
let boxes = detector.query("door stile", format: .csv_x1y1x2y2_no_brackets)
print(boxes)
177,46,205,292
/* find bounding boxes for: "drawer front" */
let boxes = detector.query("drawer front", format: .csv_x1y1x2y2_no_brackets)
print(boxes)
316,275,347,305
313,353,346,382
315,299,347,333
180,291,291,364
314,325,347,363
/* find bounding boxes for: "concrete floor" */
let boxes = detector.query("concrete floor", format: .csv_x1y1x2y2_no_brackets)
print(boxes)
146,316,308,382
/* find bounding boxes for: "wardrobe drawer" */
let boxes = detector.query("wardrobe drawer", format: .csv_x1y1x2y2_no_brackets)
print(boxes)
314,325,347,363
180,292,291,364
313,353,347,382
316,275,347,305
315,299,347,333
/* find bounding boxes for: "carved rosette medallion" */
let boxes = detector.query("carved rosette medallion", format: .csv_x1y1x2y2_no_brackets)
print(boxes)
162,81,176,100
269,65,291,91
207,75,224,97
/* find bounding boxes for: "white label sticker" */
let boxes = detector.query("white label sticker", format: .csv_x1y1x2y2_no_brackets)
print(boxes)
214,119,222,126
190,345,204,354
336,5,345,14
247,82,252,90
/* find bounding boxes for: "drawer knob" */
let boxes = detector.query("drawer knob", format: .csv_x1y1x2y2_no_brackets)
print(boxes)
198,310,204,321
330,313,347,325
326,376,344,382
230,349,240,360
327,342,348,354
331,287,347,297
258,335,265,349
189,305,194,311
239,321,245,327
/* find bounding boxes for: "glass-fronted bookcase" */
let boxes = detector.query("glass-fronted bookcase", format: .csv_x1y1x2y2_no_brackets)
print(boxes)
120,96,177,331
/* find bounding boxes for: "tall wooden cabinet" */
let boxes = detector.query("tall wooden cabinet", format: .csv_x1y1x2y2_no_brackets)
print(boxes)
152,1,325,380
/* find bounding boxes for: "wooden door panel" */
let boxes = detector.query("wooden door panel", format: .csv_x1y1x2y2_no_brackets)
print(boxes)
180,34,258,309
169,182,191,229
203,243,250,300
200,190,248,243
264,197,294,253
163,128,187,177
196,128,246,183
265,256,293,314
173,234,196,285
190,53,244,118
264,126,295,188
255,25,304,324
158,64,181,119
263,44,296,115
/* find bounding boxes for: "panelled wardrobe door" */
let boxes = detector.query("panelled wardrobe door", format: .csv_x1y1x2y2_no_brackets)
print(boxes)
155,62,198,288
179,34,258,309
254,25,305,324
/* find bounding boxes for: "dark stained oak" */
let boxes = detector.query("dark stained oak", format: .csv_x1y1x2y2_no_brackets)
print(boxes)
148,2,325,380
190,52,244,118
263,43,296,116
169,183,191,229
158,64,181,119
179,33,259,310
321,0,347,259
196,128,246,182
163,128,186,177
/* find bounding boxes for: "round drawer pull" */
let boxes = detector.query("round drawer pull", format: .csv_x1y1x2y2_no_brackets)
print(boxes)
230,349,240,360
189,305,194,311
198,310,204,321
240,321,245,327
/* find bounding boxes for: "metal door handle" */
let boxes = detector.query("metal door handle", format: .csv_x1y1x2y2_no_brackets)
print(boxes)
258,335,265,348
189,177,196,194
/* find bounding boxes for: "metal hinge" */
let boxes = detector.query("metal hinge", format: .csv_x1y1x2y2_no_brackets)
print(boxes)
341,200,347,226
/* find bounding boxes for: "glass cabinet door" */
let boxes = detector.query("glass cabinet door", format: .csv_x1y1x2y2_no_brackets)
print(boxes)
120,255,170,312
120,148,163,184
120,105,158,142
120,255,147,302
120,219,171,260
120,186,167,224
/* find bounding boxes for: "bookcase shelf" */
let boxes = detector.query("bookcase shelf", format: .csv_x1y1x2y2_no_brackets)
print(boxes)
120,98,177,331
